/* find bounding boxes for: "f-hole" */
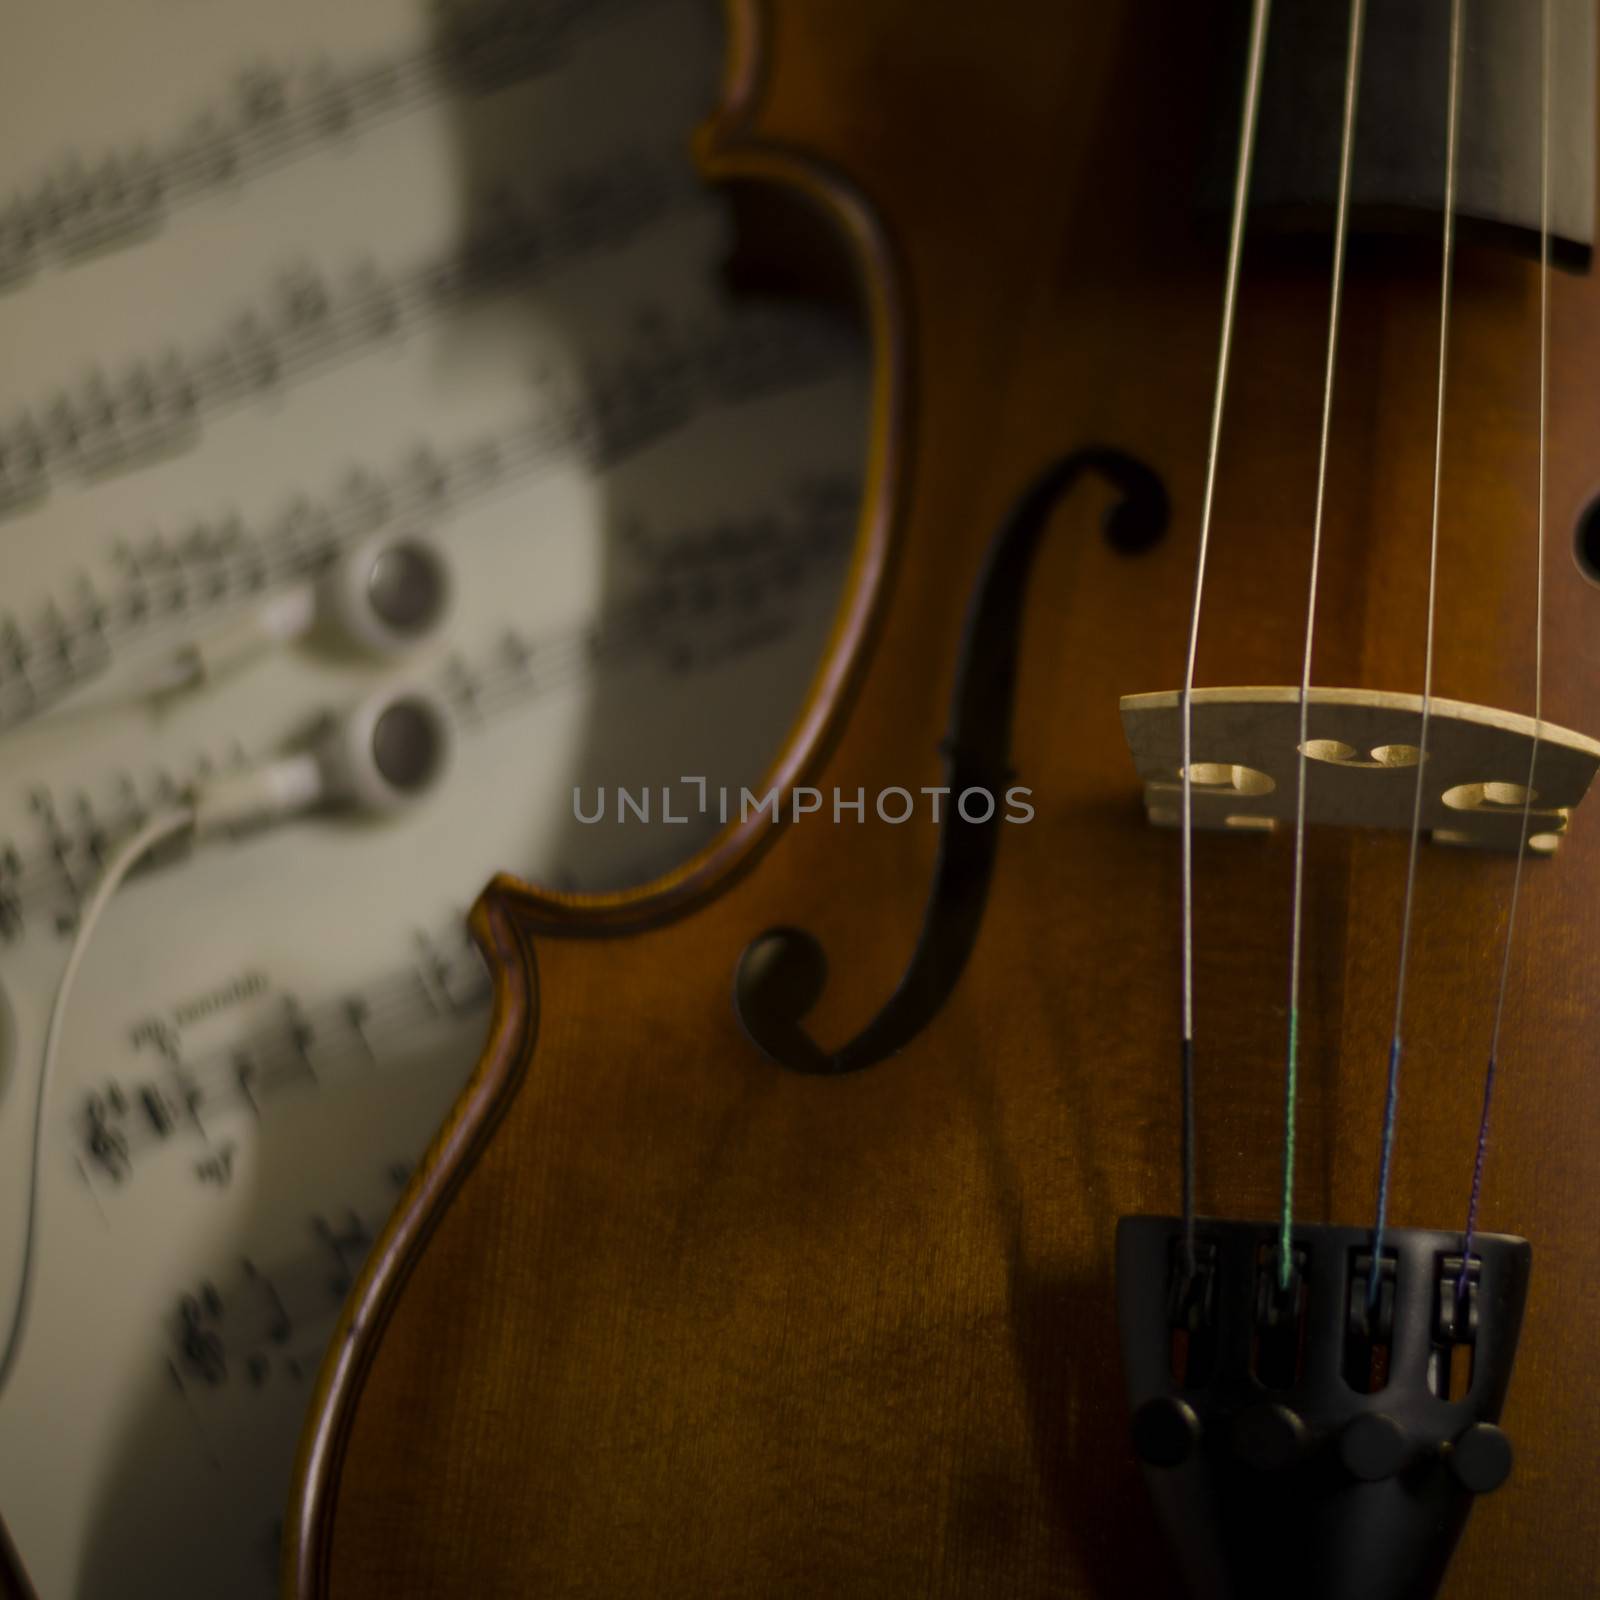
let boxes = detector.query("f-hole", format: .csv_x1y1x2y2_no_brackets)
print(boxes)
733,447,1169,1074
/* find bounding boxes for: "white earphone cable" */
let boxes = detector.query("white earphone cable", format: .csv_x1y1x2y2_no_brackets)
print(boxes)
0,804,197,1397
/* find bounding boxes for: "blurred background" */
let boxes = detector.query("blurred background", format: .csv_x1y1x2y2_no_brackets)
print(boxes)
0,1,868,1592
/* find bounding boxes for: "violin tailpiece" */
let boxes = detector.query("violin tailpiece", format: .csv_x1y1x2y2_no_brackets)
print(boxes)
1116,1216,1530,1600
1120,686,1600,851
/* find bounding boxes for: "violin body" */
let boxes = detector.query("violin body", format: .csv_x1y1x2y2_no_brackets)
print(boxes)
287,4,1600,1594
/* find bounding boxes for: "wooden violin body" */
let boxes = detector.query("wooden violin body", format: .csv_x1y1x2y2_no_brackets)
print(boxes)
287,4,1600,1594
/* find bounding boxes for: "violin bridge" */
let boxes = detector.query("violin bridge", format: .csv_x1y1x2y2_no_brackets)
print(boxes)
1120,687,1600,853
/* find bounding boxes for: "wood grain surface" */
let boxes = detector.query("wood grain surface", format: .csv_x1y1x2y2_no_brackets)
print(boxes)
286,4,1600,1594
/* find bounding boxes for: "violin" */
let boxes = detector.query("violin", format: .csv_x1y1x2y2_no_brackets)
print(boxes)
285,2,1600,1595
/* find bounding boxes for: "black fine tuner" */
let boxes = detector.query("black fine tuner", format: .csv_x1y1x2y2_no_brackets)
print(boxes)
1117,1215,1531,1600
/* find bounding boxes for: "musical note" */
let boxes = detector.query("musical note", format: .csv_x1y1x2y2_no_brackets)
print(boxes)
194,1143,237,1188
314,1212,373,1295
78,925,491,1179
176,1285,227,1385
0,756,216,940
52,501,838,1157
0,151,697,518
167,1169,410,1393
0,305,855,733
41,151,167,266
425,479,856,724
0,1,873,1592
82,1092,130,1182
3,470,854,952
0,0,659,286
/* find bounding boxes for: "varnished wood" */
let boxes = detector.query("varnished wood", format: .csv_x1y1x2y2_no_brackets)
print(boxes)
288,4,1600,1595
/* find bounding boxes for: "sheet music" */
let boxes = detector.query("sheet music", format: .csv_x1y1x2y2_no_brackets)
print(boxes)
0,1,868,1593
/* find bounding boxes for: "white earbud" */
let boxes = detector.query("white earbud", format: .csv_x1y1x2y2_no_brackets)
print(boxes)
189,683,455,838
148,532,453,697
306,532,454,660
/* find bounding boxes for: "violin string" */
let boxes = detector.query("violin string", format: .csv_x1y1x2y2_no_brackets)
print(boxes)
1279,0,1366,1292
1369,0,1464,1304
1461,0,1552,1292
1179,0,1272,1274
